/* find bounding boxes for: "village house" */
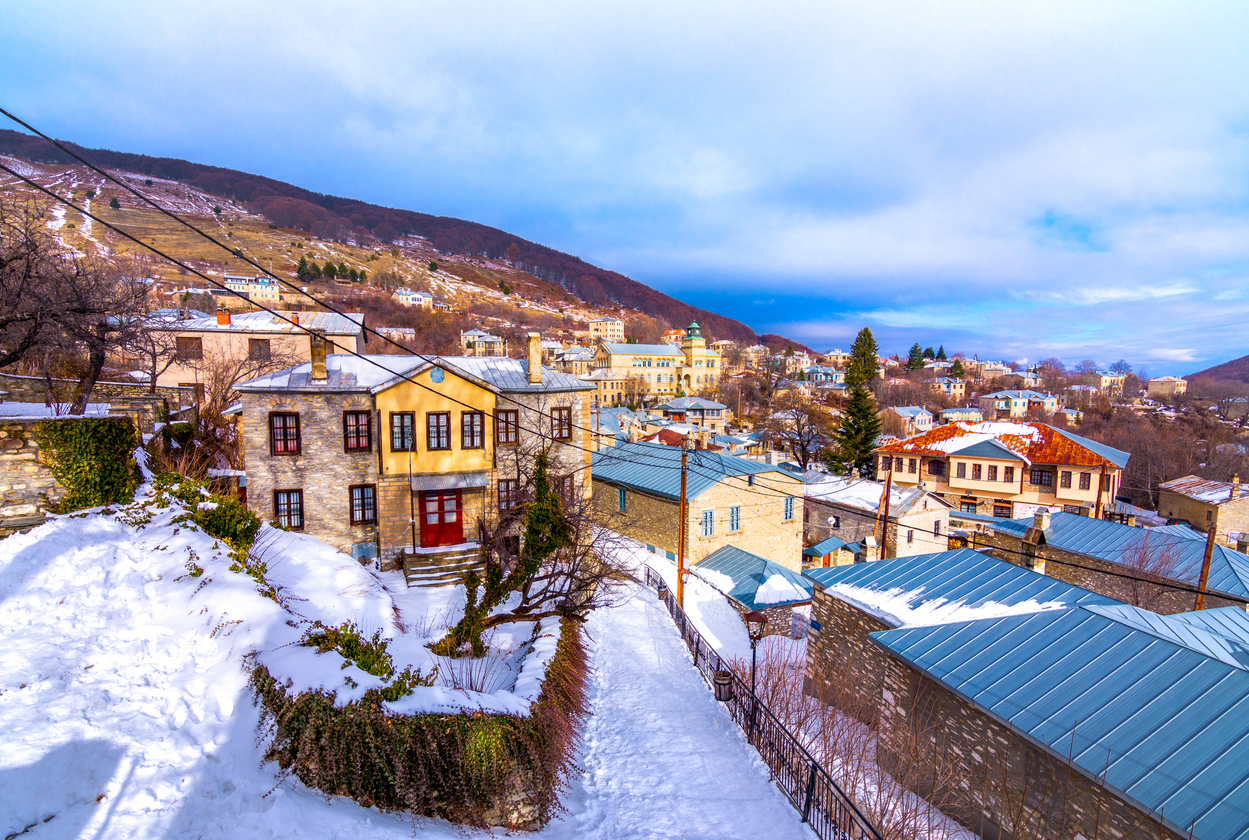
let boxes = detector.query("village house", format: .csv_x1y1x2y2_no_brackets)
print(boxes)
143,308,366,394
580,368,633,406
741,344,771,369
974,361,1012,380
391,288,433,309
223,274,283,306
591,440,805,570
1158,475,1249,550
586,317,625,343
874,421,1129,518
458,328,507,357
692,545,813,637
550,346,595,376
974,508,1249,613
800,364,843,384
1089,370,1126,396
709,338,737,357
879,405,934,436
871,599,1249,840
977,389,1058,419
803,476,951,563
1148,375,1188,399
823,348,852,368
653,396,729,433
937,406,983,424
235,333,594,580
592,322,722,399
929,377,965,400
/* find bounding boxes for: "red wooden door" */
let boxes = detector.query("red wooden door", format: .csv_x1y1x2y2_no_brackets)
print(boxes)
420,490,463,548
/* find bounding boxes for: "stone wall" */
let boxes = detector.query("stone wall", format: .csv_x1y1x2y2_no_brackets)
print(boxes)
804,496,949,559
0,371,194,413
803,587,893,724
970,529,1243,614
0,419,65,534
1158,487,1249,549
726,596,808,639
876,654,1180,840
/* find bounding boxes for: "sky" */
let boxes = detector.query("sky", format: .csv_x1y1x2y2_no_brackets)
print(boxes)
5,1,1249,374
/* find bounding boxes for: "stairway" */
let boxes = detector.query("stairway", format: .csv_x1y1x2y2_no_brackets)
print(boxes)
402,542,486,588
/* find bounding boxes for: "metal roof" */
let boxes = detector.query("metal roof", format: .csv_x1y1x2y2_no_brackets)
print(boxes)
876,422,1130,469
804,536,847,556
600,342,682,356
981,389,1053,400
591,441,794,501
803,548,1119,628
1172,607,1249,646
439,356,594,393
993,512,1249,599
1160,475,1249,506
694,545,812,610
655,397,727,411
870,606,1249,840
173,310,365,335
952,438,1027,461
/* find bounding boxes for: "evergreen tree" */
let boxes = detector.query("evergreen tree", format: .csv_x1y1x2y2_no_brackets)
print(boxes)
323,261,337,280
358,269,368,284
296,255,309,281
108,196,120,209
845,327,880,389
828,386,881,477
950,358,966,379
907,343,925,370
785,343,795,357
348,268,359,281
338,261,348,277
923,346,935,359
937,345,947,360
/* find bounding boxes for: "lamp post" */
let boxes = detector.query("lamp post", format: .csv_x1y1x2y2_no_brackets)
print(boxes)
744,610,768,743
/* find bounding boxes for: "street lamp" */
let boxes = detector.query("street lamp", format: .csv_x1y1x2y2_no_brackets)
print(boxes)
744,610,769,697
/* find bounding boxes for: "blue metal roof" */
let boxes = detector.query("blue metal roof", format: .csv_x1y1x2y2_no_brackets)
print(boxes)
591,441,792,501
1172,607,1249,646
601,342,681,355
694,545,812,610
994,512,1249,599
803,549,1119,628
804,536,847,556
870,606,1249,840
655,397,727,411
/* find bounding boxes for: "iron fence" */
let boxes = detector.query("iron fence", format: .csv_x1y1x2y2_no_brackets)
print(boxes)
644,566,884,840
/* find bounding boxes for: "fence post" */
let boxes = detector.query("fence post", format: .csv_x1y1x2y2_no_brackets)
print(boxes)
801,760,817,822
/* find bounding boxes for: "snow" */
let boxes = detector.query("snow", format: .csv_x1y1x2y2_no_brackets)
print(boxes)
1,489,817,839
824,582,1070,629
0,402,113,418
756,573,811,606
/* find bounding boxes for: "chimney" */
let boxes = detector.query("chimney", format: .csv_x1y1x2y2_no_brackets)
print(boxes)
291,312,300,328
1033,508,1051,530
216,308,230,326
309,329,328,381
527,332,542,384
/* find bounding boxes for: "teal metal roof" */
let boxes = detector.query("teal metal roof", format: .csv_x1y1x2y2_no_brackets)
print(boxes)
591,441,791,501
804,536,847,556
694,545,812,610
1172,607,1249,646
803,549,1119,628
993,512,1249,599
870,606,1249,840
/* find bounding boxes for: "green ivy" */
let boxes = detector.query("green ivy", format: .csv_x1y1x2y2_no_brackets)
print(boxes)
35,417,140,512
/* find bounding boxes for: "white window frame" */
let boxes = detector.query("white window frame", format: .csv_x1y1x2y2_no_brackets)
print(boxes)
701,510,714,537
730,505,741,532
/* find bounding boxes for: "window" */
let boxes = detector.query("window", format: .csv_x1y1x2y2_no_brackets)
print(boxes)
829,515,840,529
956,462,966,479
390,412,415,452
1060,471,1072,489
972,464,982,480
343,411,371,452
987,465,998,482
907,529,914,544
908,459,917,474
747,474,755,487
495,410,519,446
1030,469,1053,487
894,457,904,472
274,489,304,530
427,412,450,450
933,521,941,536
730,505,741,532
498,479,519,511
555,474,575,505
551,407,573,441
175,336,203,361
349,484,376,525
993,503,1013,518
1079,473,1092,491
617,487,627,513
1004,466,1015,483
269,412,300,455
928,460,945,477
461,411,484,449
248,338,271,361
1207,509,1213,522
784,496,795,521
960,501,977,513
701,510,714,537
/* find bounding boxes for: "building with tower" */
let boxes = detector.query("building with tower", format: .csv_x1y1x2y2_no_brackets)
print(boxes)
591,322,723,402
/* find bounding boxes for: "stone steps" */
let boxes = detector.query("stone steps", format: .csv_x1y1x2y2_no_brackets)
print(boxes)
402,545,486,588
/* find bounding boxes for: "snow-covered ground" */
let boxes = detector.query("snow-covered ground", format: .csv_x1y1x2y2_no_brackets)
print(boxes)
0,492,815,839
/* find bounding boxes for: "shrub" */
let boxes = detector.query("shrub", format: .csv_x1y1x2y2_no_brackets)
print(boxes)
301,621,436,701
35,417,140,512
192,495,261,552
109,196,120,209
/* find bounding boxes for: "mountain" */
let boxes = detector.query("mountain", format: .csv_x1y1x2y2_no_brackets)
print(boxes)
0,129,764,344
1188,355,1249,384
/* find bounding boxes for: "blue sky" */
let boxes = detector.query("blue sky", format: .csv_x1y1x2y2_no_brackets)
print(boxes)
5,1,1249,374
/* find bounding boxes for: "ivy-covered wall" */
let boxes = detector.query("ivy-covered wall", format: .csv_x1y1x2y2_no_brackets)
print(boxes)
0,420,66,534
33,416,140,513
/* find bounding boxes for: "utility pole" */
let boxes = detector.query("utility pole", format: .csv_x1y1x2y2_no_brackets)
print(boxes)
1195,525,1217,611
677,437,691,608
1095,464,1107,520
877,455,894,561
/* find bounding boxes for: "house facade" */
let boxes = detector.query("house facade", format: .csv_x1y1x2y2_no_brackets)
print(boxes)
458,328,507,357
391,289,433,309
587,317,625,343
977,389,1058,419
1158,475,1249,549
929,377,965,400
653,396,729,433
592,322,722,400
803,477,951,561
879,405,934,436
874,421,1129,518
1147,376,1188,399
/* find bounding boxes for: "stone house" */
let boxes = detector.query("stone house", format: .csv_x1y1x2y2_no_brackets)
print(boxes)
874,421,1129,519
391,289,433,309
929,377,965,400
236,333,594,577
937,407,982,425
974,508,1249,614
1147,376,1188,399
977,389,1058,419
692,544,813,638
590,440,805,570
879,405,933,436
803,476,950,561
871,603,1249,840
802,549,1116,725
1158,474,1249,549
652,396,729,433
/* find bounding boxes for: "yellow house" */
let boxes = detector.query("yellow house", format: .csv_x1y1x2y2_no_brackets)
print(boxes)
588,318,625,343
593,322,722,401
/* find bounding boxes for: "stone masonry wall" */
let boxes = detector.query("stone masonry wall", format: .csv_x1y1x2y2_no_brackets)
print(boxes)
726,597,807,639
0,371,194,412
1157,487,1249,549
805,496,949,559
0,420,65,534
876,654,1180,840
803,587,893,724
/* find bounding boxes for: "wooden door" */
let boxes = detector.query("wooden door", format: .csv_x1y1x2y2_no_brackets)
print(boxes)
420,490,463,548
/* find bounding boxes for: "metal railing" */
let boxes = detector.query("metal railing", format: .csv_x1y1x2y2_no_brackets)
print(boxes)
643,566,884,840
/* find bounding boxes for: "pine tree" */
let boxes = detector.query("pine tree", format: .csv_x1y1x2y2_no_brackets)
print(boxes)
323,261,337,280
937,345,947,361
950,358,966,379
358,269,368,284
338,261,348,277
845,327,879,389
907,343,925,370
828,386,881,477
923,346,935,360
108,196,120,210
296,255,309,281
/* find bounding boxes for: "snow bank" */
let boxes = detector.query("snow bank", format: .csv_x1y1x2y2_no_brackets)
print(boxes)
825,582,1069,629
756,573,810,606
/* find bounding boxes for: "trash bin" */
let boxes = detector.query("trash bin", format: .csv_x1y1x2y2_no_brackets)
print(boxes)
713,670,733,702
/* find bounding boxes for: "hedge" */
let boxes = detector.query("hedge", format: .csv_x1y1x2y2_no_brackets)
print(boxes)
34,416,140,512
251,618,589,829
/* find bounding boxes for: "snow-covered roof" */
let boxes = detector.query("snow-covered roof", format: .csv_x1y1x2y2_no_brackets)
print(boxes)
981,389,1053,401
889,405,932,419
600,343,682,356
0,402,113,419
165,310,364,335
655,397,727,411
805,476,946,516
877,421,1130,469
1159,475,1249,506
694,545,812,610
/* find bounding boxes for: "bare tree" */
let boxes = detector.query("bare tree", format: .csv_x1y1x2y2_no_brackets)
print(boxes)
1116,533,1185,612
761,391,837,469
